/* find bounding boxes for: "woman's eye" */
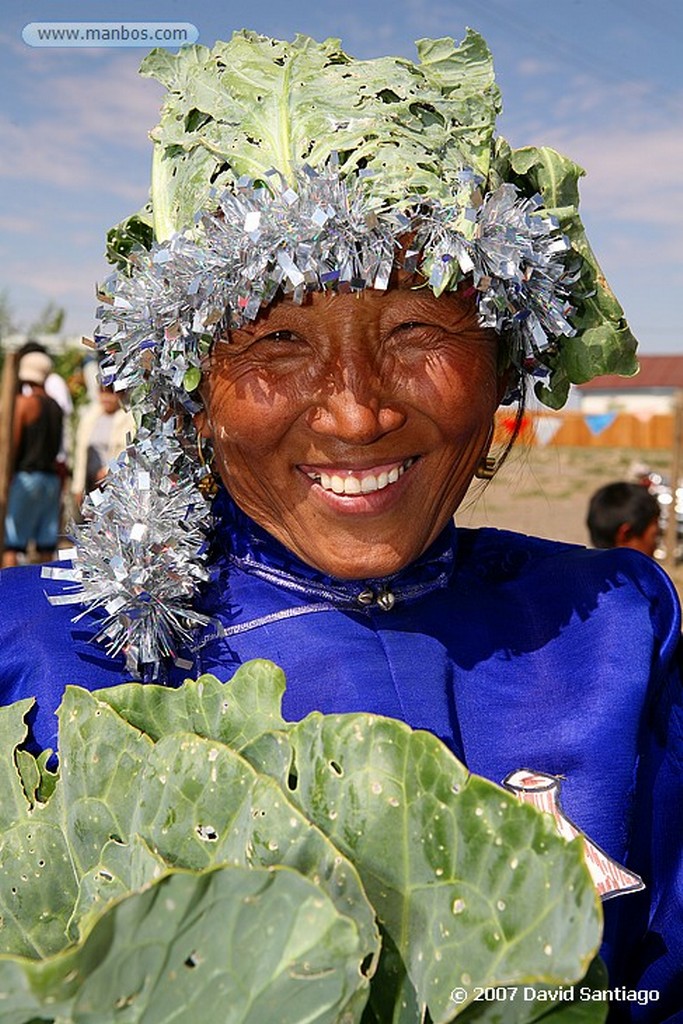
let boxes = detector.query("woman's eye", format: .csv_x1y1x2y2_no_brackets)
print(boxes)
262,329,298,342
391,321,439,339
393,321,437,334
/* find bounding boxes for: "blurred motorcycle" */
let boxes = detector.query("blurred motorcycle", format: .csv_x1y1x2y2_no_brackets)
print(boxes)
630,463,683,563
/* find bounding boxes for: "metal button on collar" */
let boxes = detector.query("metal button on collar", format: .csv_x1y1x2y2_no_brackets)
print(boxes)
356,586,396,611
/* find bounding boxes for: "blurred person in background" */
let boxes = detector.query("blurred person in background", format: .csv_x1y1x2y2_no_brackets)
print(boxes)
586,481,661,558
2,352,63,567
17,340,73,479
71,382,135,507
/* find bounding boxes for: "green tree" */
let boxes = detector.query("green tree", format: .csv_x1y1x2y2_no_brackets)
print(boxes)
0,289,17,342
28,300,65,335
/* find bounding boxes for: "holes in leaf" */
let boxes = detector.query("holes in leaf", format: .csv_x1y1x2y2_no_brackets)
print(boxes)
409,101,442,128
361,952,375,977
378,88,400,103
287,751,299,792
185,108,211,133
209,162,230,185
114,994,137,1009
329,760,344,778
196,825,219,842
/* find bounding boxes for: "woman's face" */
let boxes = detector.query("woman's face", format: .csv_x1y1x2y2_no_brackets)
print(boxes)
199,285,504,579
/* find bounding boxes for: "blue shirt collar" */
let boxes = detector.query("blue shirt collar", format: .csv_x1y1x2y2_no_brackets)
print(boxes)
210,487,457,610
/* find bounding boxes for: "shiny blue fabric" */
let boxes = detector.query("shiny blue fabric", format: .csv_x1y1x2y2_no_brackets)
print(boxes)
1,492,681,1021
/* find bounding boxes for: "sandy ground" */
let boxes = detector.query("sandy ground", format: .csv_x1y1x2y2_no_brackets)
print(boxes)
458,444,683,605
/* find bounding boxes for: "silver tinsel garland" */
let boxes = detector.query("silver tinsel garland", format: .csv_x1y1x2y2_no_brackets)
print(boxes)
95,165,576,425
48,163,578,677
45,433,221,677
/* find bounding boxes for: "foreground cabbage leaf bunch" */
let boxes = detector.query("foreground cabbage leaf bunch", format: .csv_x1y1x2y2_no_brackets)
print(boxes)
0,661,605,1023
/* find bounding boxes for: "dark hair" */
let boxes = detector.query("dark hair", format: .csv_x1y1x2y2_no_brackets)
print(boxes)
586,482,660,549
486,363,526,477
16,339,48,357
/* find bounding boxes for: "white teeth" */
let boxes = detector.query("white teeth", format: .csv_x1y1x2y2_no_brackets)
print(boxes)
343,476,362,495
307,457,416,495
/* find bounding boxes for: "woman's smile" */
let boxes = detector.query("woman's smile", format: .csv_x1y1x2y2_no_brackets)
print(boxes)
298,456,420,514
301,456,417,494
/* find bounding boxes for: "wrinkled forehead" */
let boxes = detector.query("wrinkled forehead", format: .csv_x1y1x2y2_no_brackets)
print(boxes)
224,273,485,332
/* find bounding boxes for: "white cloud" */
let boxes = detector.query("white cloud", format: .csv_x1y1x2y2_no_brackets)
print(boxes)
525,124,683,229
0,52,162,198
3,247,108,336
0,212,40,234
506,67,683,237
516,58,557,78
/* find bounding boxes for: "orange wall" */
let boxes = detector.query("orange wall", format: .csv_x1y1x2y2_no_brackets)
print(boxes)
494,411,674,449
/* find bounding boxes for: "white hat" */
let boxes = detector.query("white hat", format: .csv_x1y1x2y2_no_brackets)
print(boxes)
18,351,52,385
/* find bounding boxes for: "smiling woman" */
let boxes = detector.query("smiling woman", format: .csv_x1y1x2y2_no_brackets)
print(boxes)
0,27,681,1022
200,286,502,578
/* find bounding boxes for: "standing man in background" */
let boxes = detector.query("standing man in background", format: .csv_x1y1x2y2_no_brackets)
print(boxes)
2,351,63,567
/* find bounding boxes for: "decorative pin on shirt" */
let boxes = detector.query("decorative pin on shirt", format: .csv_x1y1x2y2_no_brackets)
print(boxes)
503,769,644,901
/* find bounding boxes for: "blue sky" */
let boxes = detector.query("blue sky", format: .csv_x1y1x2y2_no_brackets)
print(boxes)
1,0,681,354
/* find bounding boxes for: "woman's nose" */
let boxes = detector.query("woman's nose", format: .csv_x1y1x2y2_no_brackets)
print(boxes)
306,357,406,444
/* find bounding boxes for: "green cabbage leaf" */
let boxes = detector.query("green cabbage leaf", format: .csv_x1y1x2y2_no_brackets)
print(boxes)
138,29,500,242
0,662,607,1023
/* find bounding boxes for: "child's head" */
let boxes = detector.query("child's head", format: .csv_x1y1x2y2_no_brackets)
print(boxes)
586,482,661,557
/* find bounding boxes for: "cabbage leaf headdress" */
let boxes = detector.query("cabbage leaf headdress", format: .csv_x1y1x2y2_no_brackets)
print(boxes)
106,29,637,410
49,30,639,676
